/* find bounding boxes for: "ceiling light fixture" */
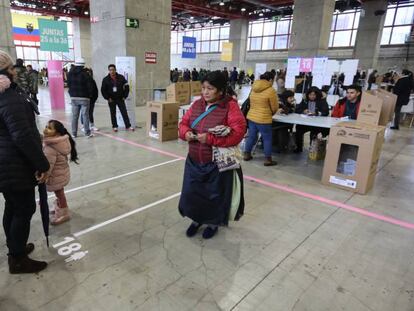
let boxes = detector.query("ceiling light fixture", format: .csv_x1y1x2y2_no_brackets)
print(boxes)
241,8,246,12
219,1,225,6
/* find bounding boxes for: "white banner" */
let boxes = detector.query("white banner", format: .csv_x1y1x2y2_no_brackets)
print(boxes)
324,60,340,86
312,57,328,88
115,56,137,128
286,58,301,88
342,59,359,86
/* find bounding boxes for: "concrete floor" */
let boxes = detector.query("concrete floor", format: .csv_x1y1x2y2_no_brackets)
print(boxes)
1,87,414,311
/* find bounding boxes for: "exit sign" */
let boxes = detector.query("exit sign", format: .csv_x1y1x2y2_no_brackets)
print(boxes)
126,18,139,28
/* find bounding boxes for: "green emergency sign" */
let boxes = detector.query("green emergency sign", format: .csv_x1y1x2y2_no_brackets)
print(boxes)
39,19,69,52
126,18,139,29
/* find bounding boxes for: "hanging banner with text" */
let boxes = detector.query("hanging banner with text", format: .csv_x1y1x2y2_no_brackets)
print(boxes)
312,57,328,88
39,19,69,52
286,57,301,89
182,36,197,59
221,42,233,62
47,60,65,110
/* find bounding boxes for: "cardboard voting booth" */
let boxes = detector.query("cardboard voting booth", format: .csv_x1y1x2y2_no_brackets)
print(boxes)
166,82,191,106
190,81,202,97
147,101,179,142
322,91,389,194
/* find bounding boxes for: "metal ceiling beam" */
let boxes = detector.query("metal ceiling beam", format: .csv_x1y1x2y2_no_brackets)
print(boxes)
172,1,244,19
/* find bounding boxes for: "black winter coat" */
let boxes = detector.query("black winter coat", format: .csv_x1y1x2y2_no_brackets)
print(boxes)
67,66,94,99
394,76,413,106
101,74,130,101
0,82,50,192
295,99,329,116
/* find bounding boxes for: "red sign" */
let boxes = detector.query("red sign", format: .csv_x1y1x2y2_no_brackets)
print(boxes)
300,58,314,73
145,52,157,64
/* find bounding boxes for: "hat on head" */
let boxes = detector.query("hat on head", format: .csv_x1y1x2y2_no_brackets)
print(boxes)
75,58,85,66
0,50,13,71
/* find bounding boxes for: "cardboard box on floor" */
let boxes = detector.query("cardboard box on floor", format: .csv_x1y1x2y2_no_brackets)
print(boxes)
166,82,191,106
147,101,179,142
190,81,202,97
322,122,385,194
322,92,389,194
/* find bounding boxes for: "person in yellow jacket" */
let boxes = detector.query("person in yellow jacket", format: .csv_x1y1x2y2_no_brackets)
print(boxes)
243,72,279,166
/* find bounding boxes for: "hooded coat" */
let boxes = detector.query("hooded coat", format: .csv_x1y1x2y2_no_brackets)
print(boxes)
247,79,279,124
43,135,72,192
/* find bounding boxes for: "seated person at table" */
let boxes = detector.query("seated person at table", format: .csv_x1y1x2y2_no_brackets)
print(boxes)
331,84,361,119
294,87,329,153
272,90,295,152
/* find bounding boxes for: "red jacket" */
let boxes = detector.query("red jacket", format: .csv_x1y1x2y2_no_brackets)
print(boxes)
331,98,361,119
179,96,246,164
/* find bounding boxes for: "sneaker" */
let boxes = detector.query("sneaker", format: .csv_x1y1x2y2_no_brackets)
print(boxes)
51,207,71,226
202,226,218,239
91,125,100,131
390,126,399,130
186,222,202,238
127,127,135,132
81,127,85,133
87,133,94,139
72,133,77,139
113,128,118,132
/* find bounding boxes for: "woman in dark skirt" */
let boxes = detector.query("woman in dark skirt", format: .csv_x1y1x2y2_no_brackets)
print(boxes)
178,71,246,239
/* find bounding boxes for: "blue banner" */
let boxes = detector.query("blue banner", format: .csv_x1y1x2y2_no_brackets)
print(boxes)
182,36,197,59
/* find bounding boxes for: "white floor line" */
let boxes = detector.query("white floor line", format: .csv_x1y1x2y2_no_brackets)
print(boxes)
72,192,181,238
65,158,181,195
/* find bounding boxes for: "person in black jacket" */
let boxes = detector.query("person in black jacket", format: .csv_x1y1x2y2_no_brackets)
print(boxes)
67,58,94,138
0,50,50,274
81,68,99,131
101,64,132,132
391,70,413,130
294,87,329,153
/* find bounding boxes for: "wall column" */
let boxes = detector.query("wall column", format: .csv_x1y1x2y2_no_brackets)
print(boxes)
353,0,388,70
90,0,171,106
289,0,335,57
0,0,16,59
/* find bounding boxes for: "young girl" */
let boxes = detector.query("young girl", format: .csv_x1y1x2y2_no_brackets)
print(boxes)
43,120,78,225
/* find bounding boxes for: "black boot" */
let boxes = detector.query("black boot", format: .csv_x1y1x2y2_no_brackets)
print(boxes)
8,255,47,274
25,243,35,255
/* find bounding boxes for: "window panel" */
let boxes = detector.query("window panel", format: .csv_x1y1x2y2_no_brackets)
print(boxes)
251,22,264,37
171,32,178,43
202,29,210,41
210,40,219,52
194,30,202,41
262,36,275,50
23,47,37,60
390,25,411,44
250,37,262,50
201,41,210,52
381,27,392,45
335,13,354,30
275,35,288,49
329,32,335,47
263,22,276,36
331,16,337,30
276,20,290,35
38,49,51,61
395,6,414,25
333,30,352,47
351,30,358,46
384,8,396,26
211,28,220,40
353,12,361,28
16,46,24,59
220,27,229,39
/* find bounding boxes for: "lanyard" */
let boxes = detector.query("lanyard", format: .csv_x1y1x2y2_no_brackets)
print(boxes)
191,105,217,129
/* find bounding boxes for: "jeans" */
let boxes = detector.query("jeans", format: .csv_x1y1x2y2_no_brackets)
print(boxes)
109,99,131,129
245,121,273,157
2,188,36,256
81,100,96,125
71,98,90,136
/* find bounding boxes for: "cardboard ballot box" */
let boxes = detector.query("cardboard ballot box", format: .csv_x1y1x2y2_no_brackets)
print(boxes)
166,82,191,106
322,122,385,194
147,101,179,142
359,90,397,126
190,81,202,97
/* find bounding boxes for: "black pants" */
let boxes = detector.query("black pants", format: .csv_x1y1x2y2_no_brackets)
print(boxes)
393,104,403,128
295,125,329,150
81,100,96,125
109,100,131,129
2,188,36,257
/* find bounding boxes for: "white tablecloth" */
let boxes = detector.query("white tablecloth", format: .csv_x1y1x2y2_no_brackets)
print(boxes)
273,113,347,129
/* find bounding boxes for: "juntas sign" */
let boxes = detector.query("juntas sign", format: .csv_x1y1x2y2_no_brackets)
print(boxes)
38,19,69,52
182,36,197,59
